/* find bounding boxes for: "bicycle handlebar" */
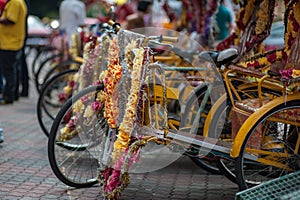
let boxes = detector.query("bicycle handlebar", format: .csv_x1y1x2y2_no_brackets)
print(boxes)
108,19,121,32
107,20,178,44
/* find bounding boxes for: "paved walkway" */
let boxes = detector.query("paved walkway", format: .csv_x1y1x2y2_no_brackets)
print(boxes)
0,84,238,200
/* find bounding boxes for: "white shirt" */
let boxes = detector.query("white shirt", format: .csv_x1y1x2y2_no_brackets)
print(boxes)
59,0,86,45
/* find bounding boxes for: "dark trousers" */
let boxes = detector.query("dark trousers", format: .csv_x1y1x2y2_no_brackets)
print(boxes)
0,49,21,102
20,46,29,96
0,70,3,94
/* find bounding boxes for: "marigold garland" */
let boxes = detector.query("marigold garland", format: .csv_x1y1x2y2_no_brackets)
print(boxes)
255,0,270,35
238,49,283,70
279,1,300,80
112,47,145,160
216,0,275,60
103,38,123,128
98,41,146,199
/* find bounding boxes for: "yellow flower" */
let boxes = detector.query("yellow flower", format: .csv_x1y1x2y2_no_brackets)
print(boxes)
292,69,300,78
294,2,300,25
255,0,269,35
83,105,94,118
99,70,108,82
63,85,72,94
73,72,80,82
97,91,106,102
73,100,84,113
60,126,70,134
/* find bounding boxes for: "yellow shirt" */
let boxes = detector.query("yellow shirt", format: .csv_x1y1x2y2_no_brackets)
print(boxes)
0,0,27,50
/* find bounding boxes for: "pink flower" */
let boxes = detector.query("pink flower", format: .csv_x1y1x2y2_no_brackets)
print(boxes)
103,77,109,85
91,101,102,111
105,170,121,193
92,80,101,86
280,68,293,79
80,95,89,104
66,118,76,129
102,167,113,180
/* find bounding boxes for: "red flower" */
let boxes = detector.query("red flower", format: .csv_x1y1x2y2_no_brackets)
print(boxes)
66,118,76,129
266,53,276,63
102,167,113,180
58,93,68,103
68,80,75,88
253,60,260,69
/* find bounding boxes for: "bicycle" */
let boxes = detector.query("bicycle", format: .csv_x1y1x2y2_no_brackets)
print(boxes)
47,25,287,195
48,22,272,199
36,24,116,137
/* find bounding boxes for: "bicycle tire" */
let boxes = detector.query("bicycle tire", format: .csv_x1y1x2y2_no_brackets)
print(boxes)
31,51,62,76
235,99,300,190
37,69,78,137
48,84,105,188
33,54,62,89
35,59,79,93
43,60,81,85
208,88,283,183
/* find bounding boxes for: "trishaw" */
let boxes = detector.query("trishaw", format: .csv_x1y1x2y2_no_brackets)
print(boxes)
45,0,300,199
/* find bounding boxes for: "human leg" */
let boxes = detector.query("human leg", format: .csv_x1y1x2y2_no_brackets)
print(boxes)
0,50,19,104
20,46,29,97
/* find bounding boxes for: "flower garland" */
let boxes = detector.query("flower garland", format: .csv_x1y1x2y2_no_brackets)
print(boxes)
278,0,300,80
216,0,275,60
238,49,284,70
58,89,105,141
255,0,270,35
98,42,146,199
58,76,78,103
102,38,123,128
78,37,101,90
112,47,144,161
57,38,99,104
58,37,107,141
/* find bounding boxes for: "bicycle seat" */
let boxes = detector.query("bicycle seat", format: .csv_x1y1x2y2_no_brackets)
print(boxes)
199,48,238,68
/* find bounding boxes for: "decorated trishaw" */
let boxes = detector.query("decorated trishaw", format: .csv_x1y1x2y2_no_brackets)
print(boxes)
39,0,300,199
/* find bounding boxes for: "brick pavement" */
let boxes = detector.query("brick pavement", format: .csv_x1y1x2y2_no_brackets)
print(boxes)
0,82,238,200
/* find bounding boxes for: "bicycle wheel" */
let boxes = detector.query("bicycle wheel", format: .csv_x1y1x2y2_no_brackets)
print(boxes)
180,83,222,174
31,50,61,77
208,88,283,183
235,99,300,190
37,69,78,137
48,84,105,188
35,59,80,93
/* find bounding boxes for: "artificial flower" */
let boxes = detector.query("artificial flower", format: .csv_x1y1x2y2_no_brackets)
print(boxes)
292,69,300,78
280,68,293,79
91,101,102,111
83,105,94,118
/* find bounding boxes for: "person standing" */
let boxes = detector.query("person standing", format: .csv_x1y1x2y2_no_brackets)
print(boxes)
59,0,86,46
0,0,6,95
0,0,27,105
215,0,233,41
